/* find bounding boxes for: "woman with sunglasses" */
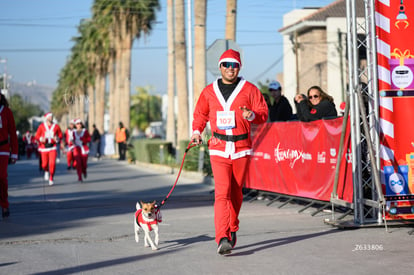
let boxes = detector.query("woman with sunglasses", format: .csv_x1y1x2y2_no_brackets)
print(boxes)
294,85,337,122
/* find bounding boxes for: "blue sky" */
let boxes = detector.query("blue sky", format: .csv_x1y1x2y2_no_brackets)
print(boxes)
0,0,336,95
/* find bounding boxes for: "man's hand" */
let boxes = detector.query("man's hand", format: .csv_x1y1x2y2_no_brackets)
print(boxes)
191,134,203,145
239,106,253,120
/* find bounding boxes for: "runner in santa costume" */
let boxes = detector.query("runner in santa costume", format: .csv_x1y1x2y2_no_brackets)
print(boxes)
35,112,63,186
23,131,36,159
72,119,91,182
0,92,18,218
64,119,76,170
191,49,268,255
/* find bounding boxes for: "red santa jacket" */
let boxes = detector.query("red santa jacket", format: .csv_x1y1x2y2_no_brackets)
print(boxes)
65,128,75,151
35,122,63,152
23,132,36,148
0,105,18,159
73,129,91,155
192,78,268,159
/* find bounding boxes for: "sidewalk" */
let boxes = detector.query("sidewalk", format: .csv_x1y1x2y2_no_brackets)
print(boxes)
1,158,413,275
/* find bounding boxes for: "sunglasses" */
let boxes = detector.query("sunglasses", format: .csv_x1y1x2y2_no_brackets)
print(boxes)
308,95,320,99
221,62,240,69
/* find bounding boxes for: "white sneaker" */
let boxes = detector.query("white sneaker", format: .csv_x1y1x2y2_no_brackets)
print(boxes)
44,171,49,181
49,180,54,186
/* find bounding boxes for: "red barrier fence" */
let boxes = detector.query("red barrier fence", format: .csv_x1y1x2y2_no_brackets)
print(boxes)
246,117,353,203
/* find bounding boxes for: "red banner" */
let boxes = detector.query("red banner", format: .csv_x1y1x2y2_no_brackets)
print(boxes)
246,117,353,203
376,0,414,220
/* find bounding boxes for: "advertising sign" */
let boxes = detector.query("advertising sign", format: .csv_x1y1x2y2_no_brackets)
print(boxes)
246,118,353,203
376,0,414,220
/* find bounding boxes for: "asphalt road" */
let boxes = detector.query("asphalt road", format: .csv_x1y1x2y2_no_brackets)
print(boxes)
1,156,413,275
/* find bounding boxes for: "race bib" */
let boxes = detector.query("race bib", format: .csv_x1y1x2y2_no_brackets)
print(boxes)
217,111,235,130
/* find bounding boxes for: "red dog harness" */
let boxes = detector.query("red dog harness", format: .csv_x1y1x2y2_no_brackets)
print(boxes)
135,209,162,231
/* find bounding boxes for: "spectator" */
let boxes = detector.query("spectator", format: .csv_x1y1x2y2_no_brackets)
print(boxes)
115,122,129,161
268,81,293,122
0,92,18,218
91,124,101,160
191,49,268,255
294,85,337,122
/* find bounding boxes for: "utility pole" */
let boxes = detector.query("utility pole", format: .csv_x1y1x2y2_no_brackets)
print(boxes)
337,29,345,103
290,32,300,94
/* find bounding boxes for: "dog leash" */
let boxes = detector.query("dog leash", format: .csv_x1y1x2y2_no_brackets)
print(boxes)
158,140,199,208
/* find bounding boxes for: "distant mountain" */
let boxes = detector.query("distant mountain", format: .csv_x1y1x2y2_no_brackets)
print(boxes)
9,81,55,112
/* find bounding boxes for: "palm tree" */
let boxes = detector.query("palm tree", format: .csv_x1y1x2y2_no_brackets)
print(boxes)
166,0,176,145
92,0,160,133
225,0,237,41
193,0,207,106
174,0,189,143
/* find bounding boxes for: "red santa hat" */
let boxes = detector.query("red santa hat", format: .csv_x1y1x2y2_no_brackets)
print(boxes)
69,119,76,125
218,49,242,68
44,112,53,119
74,118,82,124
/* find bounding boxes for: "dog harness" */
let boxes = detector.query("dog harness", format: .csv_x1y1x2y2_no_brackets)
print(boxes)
135,209,162,231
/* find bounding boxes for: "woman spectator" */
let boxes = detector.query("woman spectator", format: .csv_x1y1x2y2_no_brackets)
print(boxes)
294,85,337,122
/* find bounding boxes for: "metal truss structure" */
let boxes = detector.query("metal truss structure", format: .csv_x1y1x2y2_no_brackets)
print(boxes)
345,0,385,226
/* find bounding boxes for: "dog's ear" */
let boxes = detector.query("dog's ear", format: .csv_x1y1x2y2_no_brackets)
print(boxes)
152,200,156,205
140,200,144,206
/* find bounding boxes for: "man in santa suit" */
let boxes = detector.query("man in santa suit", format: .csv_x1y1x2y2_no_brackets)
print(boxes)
0,92,18,218
191,49,268,255
64,119,76,170
72,118,91,182
35,112,63,186
23,131,36,159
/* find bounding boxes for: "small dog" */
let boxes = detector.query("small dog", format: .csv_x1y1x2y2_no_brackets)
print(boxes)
134,200,162,250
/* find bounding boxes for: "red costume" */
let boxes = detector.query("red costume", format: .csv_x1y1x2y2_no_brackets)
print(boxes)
192,49,268,246
135,208,162,231
64,125,76,169
35,113,63,183
23,131,36,159
72,123,91,182
0,104,18,211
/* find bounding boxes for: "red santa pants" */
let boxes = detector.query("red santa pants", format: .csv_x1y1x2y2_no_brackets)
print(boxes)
210,155,250,244
66,150,75,168
41,150,57,180
0,156,10,208
73,147,88,181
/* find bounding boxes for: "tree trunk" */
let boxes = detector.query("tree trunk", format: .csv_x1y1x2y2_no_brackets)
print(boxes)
108,55,116,134
114,40,123,132
193,0,207,106
86,84,97,130
95,70,106,134
119,38,132,129
166,0,176,145
174,0,189,143
225,0,237,41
